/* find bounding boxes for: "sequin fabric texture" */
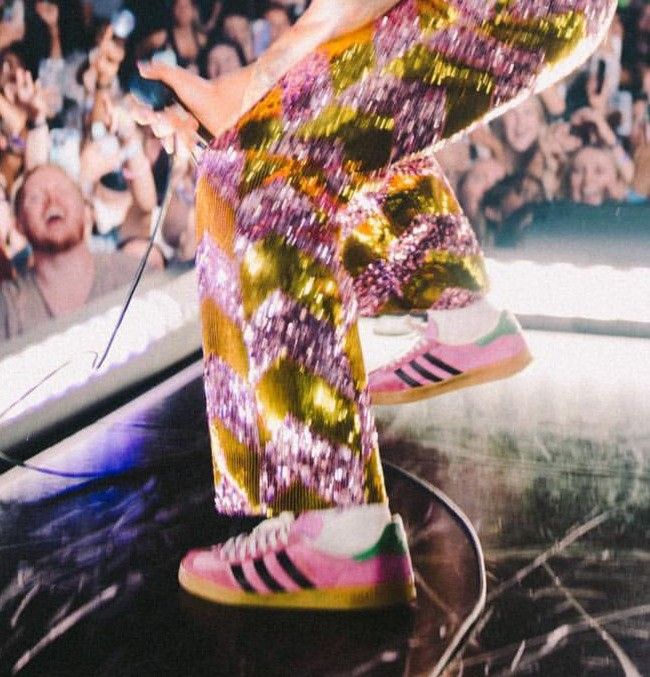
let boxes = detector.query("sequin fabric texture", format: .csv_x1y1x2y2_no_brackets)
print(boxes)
196,0,616,515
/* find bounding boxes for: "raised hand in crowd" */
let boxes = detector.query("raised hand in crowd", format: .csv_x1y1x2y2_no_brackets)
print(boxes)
533,122,582,199
81,94,156,217
13,68,47,127
11,68,50,169
0,79,27,137
35,0,59,30
0,0,25,51
129,97,200,156
83,26,125,94
202,0,224,34
571,106,618,146
35,0,62,59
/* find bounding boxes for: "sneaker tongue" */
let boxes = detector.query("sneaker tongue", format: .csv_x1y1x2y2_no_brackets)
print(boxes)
292,511,324,540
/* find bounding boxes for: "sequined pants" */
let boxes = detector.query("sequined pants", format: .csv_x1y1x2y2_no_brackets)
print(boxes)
195,0,616,516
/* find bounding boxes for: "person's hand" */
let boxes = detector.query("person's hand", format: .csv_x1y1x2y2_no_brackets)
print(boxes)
13,69,48,125
136,58,250,139
571,106,616,146
203,0,223,32
0,12,25,49
87,26,125,90
96,93,142,147
35,1,59,30
80,136,123,184
540,122,582,160
129,95,200,156
113,99,139,143
0,77,28,135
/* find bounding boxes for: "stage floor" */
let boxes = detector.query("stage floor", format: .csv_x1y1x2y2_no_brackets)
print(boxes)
0,364,485,677
1,328,649,675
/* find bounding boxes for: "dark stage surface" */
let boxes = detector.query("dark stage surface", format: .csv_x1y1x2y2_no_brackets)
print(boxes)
1,326,649,676
0,364,484,677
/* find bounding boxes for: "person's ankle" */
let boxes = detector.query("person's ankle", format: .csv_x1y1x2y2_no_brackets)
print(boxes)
427,298,503,344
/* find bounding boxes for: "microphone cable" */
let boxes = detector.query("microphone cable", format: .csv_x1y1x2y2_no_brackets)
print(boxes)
0,143,199,479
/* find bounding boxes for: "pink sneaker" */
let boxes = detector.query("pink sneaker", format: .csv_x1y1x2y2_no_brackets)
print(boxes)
368,310,532,405
179,504,416,610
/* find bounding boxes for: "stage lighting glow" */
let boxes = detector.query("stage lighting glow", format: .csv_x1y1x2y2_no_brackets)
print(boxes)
0,272,200,426
0,259,647,436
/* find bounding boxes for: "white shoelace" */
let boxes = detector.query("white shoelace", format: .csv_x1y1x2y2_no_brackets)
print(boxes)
381,316,434,370
219,512,295,562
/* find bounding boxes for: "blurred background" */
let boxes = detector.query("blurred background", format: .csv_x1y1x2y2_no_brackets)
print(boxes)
0,0,647,339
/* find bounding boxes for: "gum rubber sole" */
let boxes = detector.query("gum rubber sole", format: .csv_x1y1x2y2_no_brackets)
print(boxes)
179,565,416,610
370,349,533,406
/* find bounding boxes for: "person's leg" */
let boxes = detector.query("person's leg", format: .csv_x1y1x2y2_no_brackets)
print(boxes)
338,152,488,319
183,109,410,610
193,148,386,517
182,0,617,607
335,0,617,403
338,151,531,405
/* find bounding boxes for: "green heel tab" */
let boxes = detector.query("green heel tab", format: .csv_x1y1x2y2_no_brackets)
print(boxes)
475,311,519,346
354,521,409,561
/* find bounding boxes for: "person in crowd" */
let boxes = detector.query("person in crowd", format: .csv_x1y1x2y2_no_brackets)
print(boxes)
199,35,245,80
0,163,151,340
263,2,291,45
1,61,52,188
563,105,635,204
630,95,650,198
456,157,507,241
454,97,551,239
0,174,31,280
19,0,88,100
492,96,547,174
159,142,196,265
617,0,645,94
137,0,206,72
80,90,157,245
217,4,254,63
481,172,545,244
566,144,628,205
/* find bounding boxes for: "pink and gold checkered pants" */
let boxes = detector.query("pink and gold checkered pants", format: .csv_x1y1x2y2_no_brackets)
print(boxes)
195,0,615,516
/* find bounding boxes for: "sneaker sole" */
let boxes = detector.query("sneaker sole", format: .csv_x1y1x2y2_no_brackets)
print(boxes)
179,565,416,610
370,348,533,406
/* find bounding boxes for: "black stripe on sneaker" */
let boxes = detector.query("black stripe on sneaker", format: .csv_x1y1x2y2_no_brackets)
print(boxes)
231,564,256,592
254,558,285,592
276,551,314,589
423,353,461,376
409,360,442,382
395,368,421,388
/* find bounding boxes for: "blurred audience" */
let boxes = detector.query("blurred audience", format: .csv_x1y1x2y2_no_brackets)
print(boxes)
263,2,291,45
200,35,245,79
439,1,649,245
0,0,648,341
218,5,254,63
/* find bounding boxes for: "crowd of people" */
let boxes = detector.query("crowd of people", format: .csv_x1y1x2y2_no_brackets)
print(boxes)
0,0,302,338
438,1,650,243
0,0,647,339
